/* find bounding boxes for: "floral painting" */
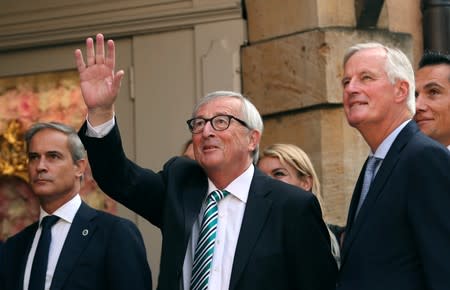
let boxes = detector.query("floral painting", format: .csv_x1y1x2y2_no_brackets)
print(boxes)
0,70,116,241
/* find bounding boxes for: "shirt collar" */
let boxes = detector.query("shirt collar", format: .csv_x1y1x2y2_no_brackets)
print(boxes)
207,164,254,204
371,119,411,159
39,194,82,224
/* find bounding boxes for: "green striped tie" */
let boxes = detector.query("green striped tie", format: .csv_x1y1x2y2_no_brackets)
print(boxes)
190,189,229,290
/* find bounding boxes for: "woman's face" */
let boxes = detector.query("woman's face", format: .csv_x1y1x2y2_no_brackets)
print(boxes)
258,156,312,191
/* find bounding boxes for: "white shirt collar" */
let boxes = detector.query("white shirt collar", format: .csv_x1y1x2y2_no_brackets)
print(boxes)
207,164,254,204
39,194,82,224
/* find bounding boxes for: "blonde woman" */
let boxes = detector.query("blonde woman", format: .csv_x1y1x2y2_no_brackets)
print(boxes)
258,143,341,267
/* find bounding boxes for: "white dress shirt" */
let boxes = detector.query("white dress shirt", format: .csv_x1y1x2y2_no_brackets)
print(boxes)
182,165,253,290
23,194,82,290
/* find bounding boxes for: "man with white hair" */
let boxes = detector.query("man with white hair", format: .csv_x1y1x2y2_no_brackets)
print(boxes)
74,33,337,290
338,43,450,290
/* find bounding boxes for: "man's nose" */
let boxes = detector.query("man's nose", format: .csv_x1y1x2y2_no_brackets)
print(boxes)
202,120,215,136
415,93,427,111
36,157,48,170
344,78,360,94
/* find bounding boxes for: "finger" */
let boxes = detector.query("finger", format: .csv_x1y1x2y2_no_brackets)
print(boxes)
86,37,95,66
95,33,105,65
74,49,86,73
105,39,115,71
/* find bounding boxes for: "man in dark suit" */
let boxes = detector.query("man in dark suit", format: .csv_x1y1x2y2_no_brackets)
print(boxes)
414,51,450,150
74,33,337,290
338,42,450,290
0,122,152,290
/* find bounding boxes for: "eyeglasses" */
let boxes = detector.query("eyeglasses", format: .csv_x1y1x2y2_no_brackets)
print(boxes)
186,114,250,134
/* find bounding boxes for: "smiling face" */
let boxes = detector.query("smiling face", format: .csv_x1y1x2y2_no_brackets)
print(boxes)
192,96,260,183
342,48,399,130
257,156,312,191
414,64,450,146
341,47,411,150
27,128,85,211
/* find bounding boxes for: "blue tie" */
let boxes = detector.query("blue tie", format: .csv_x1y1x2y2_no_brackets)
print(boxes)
355,156,382,219
29,215,60,290
190,190,229,290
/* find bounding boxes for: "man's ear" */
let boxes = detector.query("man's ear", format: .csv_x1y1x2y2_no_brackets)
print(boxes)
248,130,261,152
394,80,409,104
74,158,87,180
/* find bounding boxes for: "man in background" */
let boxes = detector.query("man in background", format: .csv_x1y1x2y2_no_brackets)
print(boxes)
337,42,450,290
414,51,450,150
0,122,152,290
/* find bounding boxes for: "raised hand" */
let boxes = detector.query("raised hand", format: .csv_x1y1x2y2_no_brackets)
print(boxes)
74,33,124,125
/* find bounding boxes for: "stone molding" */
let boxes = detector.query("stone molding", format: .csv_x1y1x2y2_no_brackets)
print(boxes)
0,0,242,51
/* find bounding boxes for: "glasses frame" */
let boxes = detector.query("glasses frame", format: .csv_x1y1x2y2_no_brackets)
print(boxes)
186,114,250,134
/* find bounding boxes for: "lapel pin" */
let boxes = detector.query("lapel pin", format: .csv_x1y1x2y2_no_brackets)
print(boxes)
82,229,89,236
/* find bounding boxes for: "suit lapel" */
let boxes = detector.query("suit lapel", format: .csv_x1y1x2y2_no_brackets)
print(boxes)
345,161,366,231
50,202,97,290
229,170,272,290
183,175,208,244
341,122,417,265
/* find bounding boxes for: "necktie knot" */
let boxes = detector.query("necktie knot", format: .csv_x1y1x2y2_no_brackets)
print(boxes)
208,189,229,203
365,156,381,183
40,215,60,230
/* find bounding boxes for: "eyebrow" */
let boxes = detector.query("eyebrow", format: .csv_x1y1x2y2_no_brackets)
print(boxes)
271,167,288,173
423,81,445,90
28,150,62,156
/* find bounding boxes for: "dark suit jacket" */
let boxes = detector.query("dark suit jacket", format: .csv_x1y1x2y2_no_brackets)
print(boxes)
338,121,450,290
0,202,152,290
79,122,338,290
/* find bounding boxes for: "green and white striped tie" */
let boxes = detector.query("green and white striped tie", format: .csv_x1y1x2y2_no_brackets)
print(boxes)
190,189,229,290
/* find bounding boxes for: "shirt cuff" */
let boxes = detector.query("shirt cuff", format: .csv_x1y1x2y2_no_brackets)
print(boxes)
85,115,115,138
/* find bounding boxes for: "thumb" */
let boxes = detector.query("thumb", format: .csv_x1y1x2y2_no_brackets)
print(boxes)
112,70,125,93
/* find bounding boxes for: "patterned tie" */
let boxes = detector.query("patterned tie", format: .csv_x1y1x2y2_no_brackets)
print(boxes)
190,189,229,290
29,215,60,290
354,156,382,219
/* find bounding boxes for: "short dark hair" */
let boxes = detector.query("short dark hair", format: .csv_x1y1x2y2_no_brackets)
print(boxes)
418,50,450,69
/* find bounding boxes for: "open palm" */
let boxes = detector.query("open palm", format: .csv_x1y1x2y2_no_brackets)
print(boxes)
75,34,124,113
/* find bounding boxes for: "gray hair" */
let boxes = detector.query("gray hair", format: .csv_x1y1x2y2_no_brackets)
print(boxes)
343,42,416,115
25,122,86,163
192,91,264,163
